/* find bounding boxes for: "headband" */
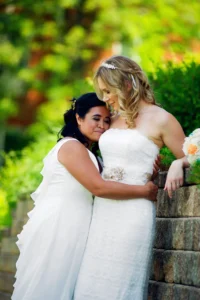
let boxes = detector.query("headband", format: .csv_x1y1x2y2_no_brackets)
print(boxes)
101,62,137,88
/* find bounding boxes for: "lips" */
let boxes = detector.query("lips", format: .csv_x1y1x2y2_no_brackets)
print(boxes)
95,130,104,133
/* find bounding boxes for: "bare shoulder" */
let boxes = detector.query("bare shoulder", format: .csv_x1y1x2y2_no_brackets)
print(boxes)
155,107,185,157
152,106,177,127
58,139,89,163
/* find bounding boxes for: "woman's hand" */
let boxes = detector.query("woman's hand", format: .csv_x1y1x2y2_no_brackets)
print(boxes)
152,155,161,180
144,181,158,201
164,159,184,198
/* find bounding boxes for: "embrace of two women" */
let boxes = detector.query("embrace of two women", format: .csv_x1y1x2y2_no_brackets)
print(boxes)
12,56,189,300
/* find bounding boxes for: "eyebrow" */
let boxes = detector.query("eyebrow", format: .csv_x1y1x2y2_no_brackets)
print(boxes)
93,114,110,118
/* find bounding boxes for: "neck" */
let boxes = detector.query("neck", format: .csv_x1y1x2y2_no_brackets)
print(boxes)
86,139,93,149
138,101,152,114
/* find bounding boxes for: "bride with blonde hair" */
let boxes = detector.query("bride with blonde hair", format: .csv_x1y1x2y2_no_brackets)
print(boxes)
74,56,189,300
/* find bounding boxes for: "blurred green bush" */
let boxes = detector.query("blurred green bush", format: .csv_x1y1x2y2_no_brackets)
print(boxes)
159,147,176,170
149,61,200,168
0,134,55,209
150,62,200,135
4,127,32,153
188,160,200,185
0,189,11,229
1,62,200,228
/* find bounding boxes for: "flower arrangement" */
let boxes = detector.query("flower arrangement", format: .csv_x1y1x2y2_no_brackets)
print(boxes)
183,128,200,184
183,128,200,164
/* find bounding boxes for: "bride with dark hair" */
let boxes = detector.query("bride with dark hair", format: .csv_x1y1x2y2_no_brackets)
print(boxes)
12,92,158,300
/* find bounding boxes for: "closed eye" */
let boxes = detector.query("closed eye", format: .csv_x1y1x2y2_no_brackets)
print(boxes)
102,89,110,94
104,119,111,124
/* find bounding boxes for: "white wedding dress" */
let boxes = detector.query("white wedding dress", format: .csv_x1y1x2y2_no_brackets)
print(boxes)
12,138,98,300
74,129,159,300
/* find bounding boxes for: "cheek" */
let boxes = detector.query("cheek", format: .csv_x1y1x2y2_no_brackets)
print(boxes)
80,122,91,134
109,94,116,102
114,95,118,102
85,121,97,132
104,123,110,130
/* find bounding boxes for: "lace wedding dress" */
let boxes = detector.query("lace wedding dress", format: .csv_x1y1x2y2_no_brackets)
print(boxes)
12,138,98,300
74,129,159,300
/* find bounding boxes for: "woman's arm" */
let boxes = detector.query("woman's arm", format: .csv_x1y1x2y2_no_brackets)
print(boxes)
161,113,186,158
161,113,190,197
164,156,189,197
58,141,158,201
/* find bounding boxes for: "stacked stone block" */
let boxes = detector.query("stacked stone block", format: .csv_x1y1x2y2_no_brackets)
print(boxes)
148,171,200,300
0,199,33,299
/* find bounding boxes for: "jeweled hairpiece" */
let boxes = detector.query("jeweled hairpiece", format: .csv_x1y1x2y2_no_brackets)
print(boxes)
131,74,137,88
72,99,76,110
101,63,117,69
101,62,137,88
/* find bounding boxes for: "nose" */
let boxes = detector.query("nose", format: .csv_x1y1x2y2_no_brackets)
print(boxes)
103,94,109,102
98,120,105,129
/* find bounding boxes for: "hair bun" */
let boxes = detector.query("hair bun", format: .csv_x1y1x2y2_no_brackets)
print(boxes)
64,108,76,125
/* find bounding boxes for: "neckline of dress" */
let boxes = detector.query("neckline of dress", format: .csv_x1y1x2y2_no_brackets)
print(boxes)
107,127,160,150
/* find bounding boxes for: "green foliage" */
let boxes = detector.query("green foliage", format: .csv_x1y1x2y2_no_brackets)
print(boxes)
149,61,200,169
1,0,200,100
1,0,200,227
0,134,56,208
0,189,11,229
1,0,200,152
159,147,176,170
188,160,200,185
4,127,32,152
149,61,200,135
27,79,93,139
0,98,17,121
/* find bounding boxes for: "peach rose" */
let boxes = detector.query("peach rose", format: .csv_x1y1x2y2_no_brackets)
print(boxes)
188,144,198,155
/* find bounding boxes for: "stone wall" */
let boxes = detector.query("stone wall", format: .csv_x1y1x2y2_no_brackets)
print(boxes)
0,170,199,300
0,200,33,300
149,170,200,300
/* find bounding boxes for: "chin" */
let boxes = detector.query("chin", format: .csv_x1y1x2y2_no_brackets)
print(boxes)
94,133,103,141
113,105,119,111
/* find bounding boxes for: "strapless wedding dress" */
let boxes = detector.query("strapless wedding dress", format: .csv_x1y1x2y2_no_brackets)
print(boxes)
74,129,159,300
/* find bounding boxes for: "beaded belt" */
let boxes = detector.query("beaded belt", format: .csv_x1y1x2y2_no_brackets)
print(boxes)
103,167,151,182
103,167,125,181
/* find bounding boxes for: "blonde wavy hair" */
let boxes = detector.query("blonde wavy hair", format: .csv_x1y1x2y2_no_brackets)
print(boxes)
94,55,157,128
